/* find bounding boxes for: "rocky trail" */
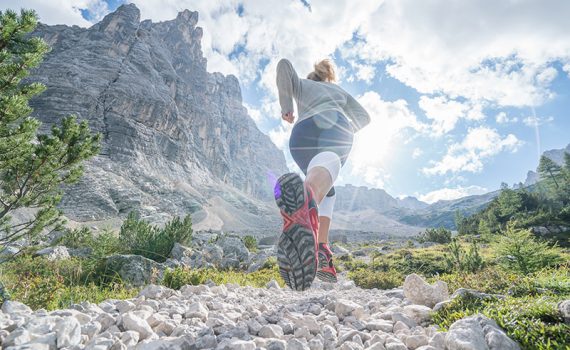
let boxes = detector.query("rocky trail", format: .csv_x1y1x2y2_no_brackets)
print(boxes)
0,273,521,350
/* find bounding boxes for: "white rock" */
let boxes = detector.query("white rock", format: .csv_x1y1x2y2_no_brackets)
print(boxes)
81,321,102,340
120,330,140,346
428,332,445,349
185,302,209,321
121,312,155,340
308,337,324,350
558,300,570,324
403,274,449,308
415,346,438,350
30,332,57,349
385,341,407,350
321,324,337,341
5,344,50,350
364,343,386,350
216,338,257,350
267,279,281,289
405,335,428,349
3,328,31,347
287,338,310,350
267,339,287,350
259,324,284,338
96,313,116,332
2,301,32,315
55,316,82,347
445,316,488,350
335,300,364,319
138,284,174,299
366,320,393,332
403,305,432,325
35,246,70,261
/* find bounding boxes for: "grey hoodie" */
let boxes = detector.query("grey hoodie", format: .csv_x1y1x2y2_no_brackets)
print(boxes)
276,58,371,132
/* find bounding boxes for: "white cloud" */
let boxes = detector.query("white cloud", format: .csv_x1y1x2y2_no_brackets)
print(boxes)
412,148,423,159
418,185,489,204
523,115,554,127
268,122,293,151
352,0,570,108
2,0,108,26
495,112,518,124
423,126,523,175
419,95,485,136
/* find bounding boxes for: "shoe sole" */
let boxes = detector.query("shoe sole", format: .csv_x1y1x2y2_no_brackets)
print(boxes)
275,173,317,291
316,251,338,283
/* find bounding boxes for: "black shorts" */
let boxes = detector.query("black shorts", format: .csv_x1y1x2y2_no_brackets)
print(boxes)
289,112,354,196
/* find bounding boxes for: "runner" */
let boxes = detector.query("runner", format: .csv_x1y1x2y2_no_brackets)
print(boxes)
274,58,371,290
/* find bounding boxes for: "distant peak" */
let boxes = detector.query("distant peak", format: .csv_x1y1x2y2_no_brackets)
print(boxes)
176,9,199,26
102,3,141,24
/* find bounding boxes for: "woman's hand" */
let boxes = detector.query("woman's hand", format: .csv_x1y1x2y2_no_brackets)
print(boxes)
282,112,295,124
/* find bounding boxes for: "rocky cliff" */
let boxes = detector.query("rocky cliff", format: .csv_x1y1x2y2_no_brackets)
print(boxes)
524,143,570,186
27,4,287,231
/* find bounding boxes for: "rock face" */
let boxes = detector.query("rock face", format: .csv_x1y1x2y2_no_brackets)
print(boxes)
27,4,287,231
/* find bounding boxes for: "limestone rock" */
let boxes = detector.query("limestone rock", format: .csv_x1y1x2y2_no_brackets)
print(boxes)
403,274,449,308
27,4,288,232
104,255,165,287
445,314,520,350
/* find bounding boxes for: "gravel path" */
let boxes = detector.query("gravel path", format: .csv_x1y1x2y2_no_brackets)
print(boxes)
0,274,520,350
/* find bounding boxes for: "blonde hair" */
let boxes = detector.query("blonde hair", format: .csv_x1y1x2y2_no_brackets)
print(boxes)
307,59,336,82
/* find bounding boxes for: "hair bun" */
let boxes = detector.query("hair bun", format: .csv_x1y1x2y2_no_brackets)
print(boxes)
308,59,336,82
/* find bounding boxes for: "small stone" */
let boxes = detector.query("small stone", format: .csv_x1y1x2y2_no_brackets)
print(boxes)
267,339,287,350
365,343,386,350
137,284,174,299
308,337,324,350
405,335,428,349
3,328,31,347
428,332,445,349
121,312,155,340
186,302,209,321
1,301,32,314
335,300,364,319
267,279,281,289
385,341,407,350
55,316,82,347
259,324,284,338
120,330,140,346
287,337,310,350
366,320,393,332
403,305,432,325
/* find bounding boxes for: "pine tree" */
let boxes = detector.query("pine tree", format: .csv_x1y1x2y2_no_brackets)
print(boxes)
538,155,562,190
0,9,100,250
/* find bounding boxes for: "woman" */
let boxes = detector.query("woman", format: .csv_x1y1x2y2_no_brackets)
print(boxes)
274,58,370,291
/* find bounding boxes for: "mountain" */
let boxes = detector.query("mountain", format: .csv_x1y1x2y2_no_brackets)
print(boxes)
524,143,570,186
27,4,287,232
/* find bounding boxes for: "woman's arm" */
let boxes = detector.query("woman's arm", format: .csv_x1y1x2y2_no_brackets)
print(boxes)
344,94,371,132
276,58,301,121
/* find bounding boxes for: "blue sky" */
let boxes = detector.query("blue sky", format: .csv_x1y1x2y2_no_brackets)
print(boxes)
4,0,570,203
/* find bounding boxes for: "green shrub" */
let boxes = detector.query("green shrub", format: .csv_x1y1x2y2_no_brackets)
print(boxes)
161,266,283,290
119,212,192,262
433,294,569,350
444,238,485,273
417,227,452,244
349,269,403,289
242,235,258,252
0,255,137,310
53,227,93,248
494,222,562,274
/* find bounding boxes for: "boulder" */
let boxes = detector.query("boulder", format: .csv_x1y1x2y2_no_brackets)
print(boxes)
35,246,70,261
445,314,520,350
403,274,449,308
170,243,193,261
558,300,570,324
104,255,166,287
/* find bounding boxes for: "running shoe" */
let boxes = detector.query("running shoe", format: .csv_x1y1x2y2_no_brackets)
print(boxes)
274,173,319,291
316,243,338,283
